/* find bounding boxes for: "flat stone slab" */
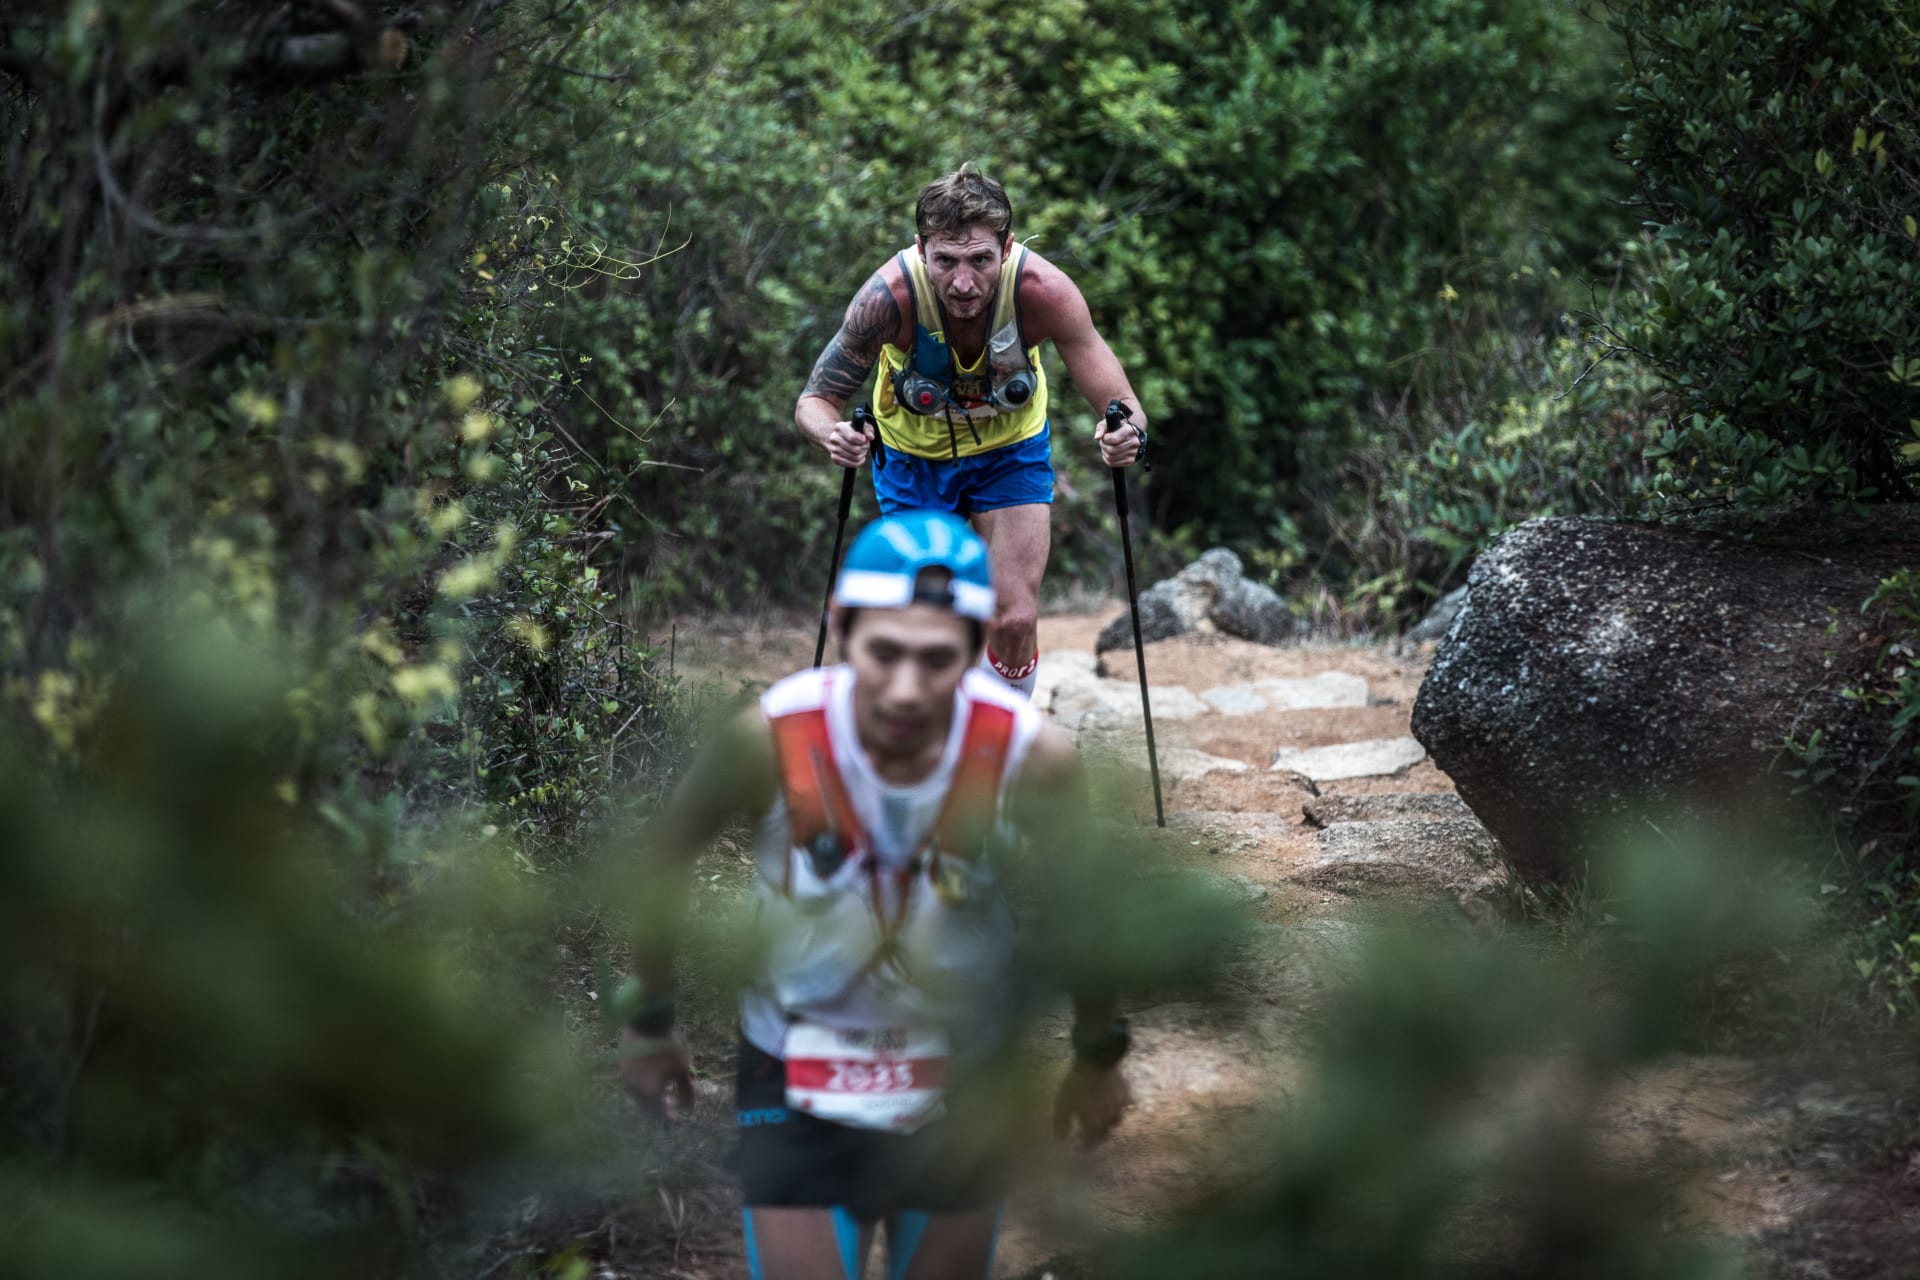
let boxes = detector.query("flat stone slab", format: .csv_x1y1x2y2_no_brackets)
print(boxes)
1302,791,1472,828
1290,817,1504,900
1052,672,1209,729
1168,811,1298,850
1200,685,1270,715
1158,747,1252,784
1197,672,1372,716
1033,651,1097,711
1269,736,1427,781
1252,673,1371,709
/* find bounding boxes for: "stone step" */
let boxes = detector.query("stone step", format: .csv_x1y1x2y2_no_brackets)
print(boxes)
1270,736,1427,782
1200,672,1371,715
1287,816,1504,901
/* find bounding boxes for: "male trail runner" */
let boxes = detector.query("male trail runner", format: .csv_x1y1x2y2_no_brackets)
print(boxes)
795,166,1147,698
620,511,1133,1280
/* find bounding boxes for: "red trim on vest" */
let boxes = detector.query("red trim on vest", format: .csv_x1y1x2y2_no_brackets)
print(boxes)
987,648,1038,682
769,708,864,896
933,701,1015,859
769,695,1018,895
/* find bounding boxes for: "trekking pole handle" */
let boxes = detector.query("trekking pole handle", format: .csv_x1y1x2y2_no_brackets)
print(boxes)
1105,400,1132,517
839,405,876,521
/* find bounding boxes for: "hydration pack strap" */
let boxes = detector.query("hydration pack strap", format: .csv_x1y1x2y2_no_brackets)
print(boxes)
899,249,940,333
991,244,1027,350
769,697,1017,882
770,707,865,896
929,701,1016,860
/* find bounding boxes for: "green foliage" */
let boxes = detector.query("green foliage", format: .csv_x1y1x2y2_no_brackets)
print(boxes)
1029,0,1636,550
1832,570,1920,1018
0,3,686,1270
1612,0,1920,507
1296,319,1661,629
0,0,675,841
1847,569,1920,814
1855,854,1920,1020
1109,839,1801,1279
0,621,575,1279
507,0,1636,609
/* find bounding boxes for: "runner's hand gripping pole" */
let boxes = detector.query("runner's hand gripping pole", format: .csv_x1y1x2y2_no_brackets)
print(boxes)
1107,400,1165,827
814,405,877,668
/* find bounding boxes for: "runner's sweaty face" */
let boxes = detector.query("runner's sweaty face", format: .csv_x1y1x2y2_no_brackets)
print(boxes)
917,225,1011,324
841,604,979,764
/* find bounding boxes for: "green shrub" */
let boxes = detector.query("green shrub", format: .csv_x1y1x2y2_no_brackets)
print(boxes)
1613,0,1920,507
0,5,687,1268
1290,296,1662,631
0,1,678,843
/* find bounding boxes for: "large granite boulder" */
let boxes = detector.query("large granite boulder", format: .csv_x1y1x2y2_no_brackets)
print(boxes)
1096,548,1295,652
1411,514,1920,886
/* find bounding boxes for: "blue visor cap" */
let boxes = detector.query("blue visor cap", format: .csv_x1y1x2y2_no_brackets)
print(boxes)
833,511,996,622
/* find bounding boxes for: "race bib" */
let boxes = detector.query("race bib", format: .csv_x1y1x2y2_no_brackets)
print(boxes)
782,1022,950,1133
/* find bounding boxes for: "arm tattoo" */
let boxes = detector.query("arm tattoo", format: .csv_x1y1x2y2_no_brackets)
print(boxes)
802,272,900,403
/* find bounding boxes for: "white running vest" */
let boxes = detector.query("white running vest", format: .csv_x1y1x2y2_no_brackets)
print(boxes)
738,667,1043,1064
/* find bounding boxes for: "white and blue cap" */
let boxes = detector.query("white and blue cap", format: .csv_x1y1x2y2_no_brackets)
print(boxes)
833,511,995,622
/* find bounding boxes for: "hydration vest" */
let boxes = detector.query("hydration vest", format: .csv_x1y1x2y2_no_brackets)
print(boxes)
872,244,1050,461
751,670,1023,1023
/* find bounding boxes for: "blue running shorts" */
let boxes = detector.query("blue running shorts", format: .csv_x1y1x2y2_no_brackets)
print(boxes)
872,422,1055,517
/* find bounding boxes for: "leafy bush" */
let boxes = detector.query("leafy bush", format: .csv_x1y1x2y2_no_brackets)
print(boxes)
0,2,688,1269
1612,0,1920,507
0,1,676,842
1288,297,1662,629
1030,0,1637,549
1109,839,1803,1279
0,628,576,1279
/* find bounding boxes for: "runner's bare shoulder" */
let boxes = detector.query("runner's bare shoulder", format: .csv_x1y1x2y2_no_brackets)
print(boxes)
865,253,917,349
1015,719,1082,798
677,703,779,826
1009,249,1093,347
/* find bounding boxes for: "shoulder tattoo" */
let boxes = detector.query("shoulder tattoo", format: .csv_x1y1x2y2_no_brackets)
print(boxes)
803,272,901,402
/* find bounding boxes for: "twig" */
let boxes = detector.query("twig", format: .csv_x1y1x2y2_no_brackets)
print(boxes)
1553,343,1630,402
524,59,631,83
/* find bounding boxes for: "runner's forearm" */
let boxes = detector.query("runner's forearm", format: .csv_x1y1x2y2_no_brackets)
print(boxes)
794,394,844,451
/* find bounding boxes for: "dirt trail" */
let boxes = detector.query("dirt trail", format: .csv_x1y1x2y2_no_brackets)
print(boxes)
650,605,1814,1278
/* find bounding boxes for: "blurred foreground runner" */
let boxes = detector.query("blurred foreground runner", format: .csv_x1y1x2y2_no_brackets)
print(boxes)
621,511,1133,1280
794,166,1147,699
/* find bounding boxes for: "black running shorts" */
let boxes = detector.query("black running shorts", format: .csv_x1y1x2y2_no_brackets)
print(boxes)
730,1038,1017,1221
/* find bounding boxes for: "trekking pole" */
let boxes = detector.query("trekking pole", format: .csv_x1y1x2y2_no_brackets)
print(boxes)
813,405,876,668
1106,400,1164,827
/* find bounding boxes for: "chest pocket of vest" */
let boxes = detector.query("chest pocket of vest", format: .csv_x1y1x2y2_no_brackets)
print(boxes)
762,698,1020,1015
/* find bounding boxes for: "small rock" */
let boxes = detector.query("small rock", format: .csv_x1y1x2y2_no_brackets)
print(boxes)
1405,584,1469,644
1252,672,1371,709
1052,668,1208,729
1097,548,1296,652
1269,736,1427,782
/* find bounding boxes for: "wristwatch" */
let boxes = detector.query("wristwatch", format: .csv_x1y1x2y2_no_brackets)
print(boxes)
1070,1016,1131,1068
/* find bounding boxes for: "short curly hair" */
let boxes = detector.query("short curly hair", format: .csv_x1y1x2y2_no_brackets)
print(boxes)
914,164,1013,241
